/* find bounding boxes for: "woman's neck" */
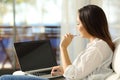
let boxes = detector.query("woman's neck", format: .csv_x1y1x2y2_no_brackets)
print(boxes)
89,36,96,43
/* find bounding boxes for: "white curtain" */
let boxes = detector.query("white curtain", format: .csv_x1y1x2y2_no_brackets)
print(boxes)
60,0,89,62
103,0,120,39
60,0,103,62
60,0,120,63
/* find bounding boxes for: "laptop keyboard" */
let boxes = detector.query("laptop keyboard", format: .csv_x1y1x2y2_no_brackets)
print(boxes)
29,72,65,80
27,70,65,80
31,71,48,76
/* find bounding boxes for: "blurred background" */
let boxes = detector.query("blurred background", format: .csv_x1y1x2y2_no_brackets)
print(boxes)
0,0,120,74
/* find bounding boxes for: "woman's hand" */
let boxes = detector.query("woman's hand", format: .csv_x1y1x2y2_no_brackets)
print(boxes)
60,33,74,49
51,66,64,76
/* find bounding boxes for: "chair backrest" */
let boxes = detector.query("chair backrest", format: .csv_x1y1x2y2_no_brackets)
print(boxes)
112,37,120,74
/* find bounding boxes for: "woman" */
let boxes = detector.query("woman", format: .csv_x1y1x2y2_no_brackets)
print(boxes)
51,5,115,80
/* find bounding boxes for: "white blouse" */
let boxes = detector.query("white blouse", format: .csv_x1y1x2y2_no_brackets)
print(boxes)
63,38,113,80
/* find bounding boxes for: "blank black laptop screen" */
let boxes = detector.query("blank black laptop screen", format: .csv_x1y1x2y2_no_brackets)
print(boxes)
14,40,57,71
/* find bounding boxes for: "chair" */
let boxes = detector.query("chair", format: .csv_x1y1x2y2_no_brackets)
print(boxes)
106,37,120,80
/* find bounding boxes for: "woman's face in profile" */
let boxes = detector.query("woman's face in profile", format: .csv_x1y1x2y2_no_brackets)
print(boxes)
76,14,89,38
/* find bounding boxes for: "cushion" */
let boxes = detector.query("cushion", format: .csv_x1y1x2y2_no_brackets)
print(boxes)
106,73,120,80
112,37,120,74
106,37,120,80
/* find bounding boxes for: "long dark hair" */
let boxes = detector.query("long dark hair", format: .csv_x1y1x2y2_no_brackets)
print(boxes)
78,5,115,51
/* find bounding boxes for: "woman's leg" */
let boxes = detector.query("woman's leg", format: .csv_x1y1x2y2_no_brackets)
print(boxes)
0,75,48,80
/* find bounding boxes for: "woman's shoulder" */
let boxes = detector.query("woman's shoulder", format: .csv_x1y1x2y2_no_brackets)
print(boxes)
91,38,113,60
87,38,113,55
93,39,113,54
90,38,113,53
94,38,110,48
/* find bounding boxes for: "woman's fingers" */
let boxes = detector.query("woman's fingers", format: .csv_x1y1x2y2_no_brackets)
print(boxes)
51,66,59,76
51,66,64,76
60,33,74,48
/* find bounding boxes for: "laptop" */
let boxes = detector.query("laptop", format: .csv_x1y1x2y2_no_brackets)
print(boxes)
14,40,64,79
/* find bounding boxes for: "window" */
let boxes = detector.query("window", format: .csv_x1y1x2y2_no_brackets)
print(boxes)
0,0,61,69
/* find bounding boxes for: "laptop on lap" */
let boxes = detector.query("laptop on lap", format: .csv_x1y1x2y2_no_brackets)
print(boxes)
14,40,63,79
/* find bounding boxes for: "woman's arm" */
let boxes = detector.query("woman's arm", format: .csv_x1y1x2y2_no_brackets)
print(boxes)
60,47,71,70
60,33,74,70
51,33,74,76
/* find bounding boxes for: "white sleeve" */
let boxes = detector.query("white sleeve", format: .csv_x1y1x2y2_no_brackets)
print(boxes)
63,47,104,80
